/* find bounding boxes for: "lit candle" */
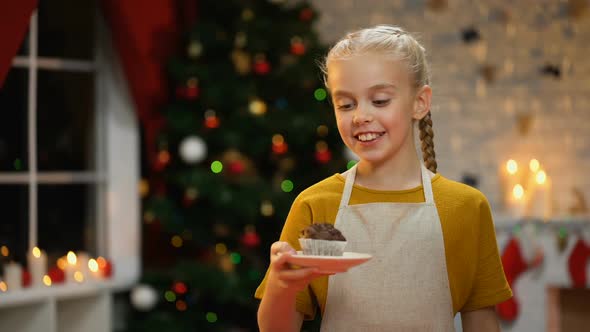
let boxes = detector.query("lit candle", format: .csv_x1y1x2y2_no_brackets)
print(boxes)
27,247,47,287
87,258,103,282
76,252,90,283
507,183,527,219
500,159,520,210
3,261,22,291
65,251,77,283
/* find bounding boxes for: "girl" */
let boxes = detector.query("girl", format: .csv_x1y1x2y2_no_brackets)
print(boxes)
256,25,511,331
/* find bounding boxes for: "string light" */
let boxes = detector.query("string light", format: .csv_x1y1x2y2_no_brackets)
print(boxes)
316,125,329,137
506,159,518,175
215,243,228,255
260,200,274,216
1,245,9,257
43,275,52,286
176,300,187,311
88,259,99,272
529,159,540,173
173,282,188,295
314,88,327,101
249,99,267,115
281,180,294,193
211,161,223,173
171,235,183,248
230,252,242,264
139,179,150,197
206,312,218,323
165,291,176,302
57,257,67,270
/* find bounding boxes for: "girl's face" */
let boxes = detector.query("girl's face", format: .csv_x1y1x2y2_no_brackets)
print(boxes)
327,53,430,168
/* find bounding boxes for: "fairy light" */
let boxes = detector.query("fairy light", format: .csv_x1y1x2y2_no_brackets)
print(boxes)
211,161,223,173
43,275,52,286
512,184,524,200
0,281,7,292
88,259,99,272
67,251,77,265
314,88,327,101
529,159,540,173
206,312,218,323
506,159,518,175
215,243,227,255
1,246,9,257
281,180,294,193
536,170,547,185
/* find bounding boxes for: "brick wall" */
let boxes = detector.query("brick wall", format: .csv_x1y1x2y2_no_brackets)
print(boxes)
310,0,590,216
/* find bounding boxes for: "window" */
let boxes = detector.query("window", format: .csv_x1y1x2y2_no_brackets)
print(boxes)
0,0,139,285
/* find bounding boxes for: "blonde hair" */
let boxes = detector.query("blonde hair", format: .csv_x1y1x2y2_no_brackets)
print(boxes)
320,25,437,173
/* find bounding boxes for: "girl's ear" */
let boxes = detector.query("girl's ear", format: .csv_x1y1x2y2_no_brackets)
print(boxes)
412,85,432,120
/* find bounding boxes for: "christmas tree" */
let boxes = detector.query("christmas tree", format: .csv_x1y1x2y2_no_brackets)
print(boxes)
127,1,351,331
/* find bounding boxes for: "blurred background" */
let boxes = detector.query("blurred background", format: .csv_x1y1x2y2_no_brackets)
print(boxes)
0,0,589,331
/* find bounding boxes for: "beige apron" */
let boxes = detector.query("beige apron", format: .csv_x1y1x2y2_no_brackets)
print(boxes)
320,164,455,332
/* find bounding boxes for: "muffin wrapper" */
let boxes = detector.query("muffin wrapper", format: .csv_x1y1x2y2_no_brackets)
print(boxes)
298,239,347,256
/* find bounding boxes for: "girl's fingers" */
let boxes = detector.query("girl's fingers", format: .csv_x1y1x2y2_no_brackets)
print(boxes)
279,267,318,281
270,241,296,257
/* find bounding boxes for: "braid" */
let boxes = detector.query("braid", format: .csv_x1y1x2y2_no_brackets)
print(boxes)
419,112,437,173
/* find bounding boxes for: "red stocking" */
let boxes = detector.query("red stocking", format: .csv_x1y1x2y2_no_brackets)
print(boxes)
568,237,590,288
496,237,528,322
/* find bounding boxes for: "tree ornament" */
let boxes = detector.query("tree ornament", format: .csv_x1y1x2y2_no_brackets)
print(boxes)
299,8,314,21
204,109,221,129
272,134,288,155
231,50,251,75
179,136,207,164
249,99,267,116
187,40,203,59
176,77,200,100
172,281,188,295
253,54,271,75
131,284,158,311
260,200,274,217
290,37,306,56
241,225,261,248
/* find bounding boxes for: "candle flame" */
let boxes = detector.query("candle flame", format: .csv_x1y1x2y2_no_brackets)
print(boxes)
536,170,547,184
506,160,518,175
513,184,524,200
43,275,52,286
74,271,84,283
57,257,67,270
529,159,540,173
0,246,8,257
67,251,77,265
32,247,41,258
97,256,107,269
0,281,6,292
88,259,99,272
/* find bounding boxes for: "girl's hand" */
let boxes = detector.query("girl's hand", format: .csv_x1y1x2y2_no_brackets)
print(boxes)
267,241,322,294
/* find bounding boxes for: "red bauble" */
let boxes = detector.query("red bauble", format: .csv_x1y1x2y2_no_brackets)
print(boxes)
315,149,332,163
241,230,261,248
204,116,220,129
49,266,65,284
290,42,306,56
254,59,271,75
173,281,188,295
229,160,245,174
299,8,314,21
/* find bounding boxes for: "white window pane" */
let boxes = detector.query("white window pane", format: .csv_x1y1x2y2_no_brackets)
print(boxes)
38,184,97,258
0,185,29,264
37,0,96,60
37,70,96,171
0,69,29,172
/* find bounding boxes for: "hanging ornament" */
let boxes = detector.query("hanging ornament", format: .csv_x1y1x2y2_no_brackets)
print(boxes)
272,134,288,155
260,200,274,217
176,77,200,100
204,109,221,129
315,141,332,164
234,31,248,48
299,7,314,21
290,37,306,56
153,149,171,172
241,225,261,248
249,99,267,116
130,284,158,312
253,54,271,75
187,40,203,59
183,187,199,207
179,136,207,164
231,50,251,75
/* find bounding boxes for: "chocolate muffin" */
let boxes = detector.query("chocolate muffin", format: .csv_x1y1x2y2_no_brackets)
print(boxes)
299,223,347,256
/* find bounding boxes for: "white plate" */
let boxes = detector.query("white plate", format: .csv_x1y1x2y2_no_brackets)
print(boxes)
286,251,372,274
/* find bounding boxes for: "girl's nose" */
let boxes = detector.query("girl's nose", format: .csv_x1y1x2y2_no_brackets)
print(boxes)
352,106,373,125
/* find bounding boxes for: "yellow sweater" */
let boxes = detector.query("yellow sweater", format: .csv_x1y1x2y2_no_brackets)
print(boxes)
255,173,512,319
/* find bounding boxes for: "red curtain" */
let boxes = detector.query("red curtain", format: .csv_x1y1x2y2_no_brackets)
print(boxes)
0,0,197,168
0,0,38,86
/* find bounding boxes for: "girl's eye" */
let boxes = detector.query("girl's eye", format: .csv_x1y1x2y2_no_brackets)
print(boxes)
373,99,390,106
336,102,355,110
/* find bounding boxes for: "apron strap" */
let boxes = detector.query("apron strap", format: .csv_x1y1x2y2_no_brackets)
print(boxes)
338,163,357,209
339,163,434,207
